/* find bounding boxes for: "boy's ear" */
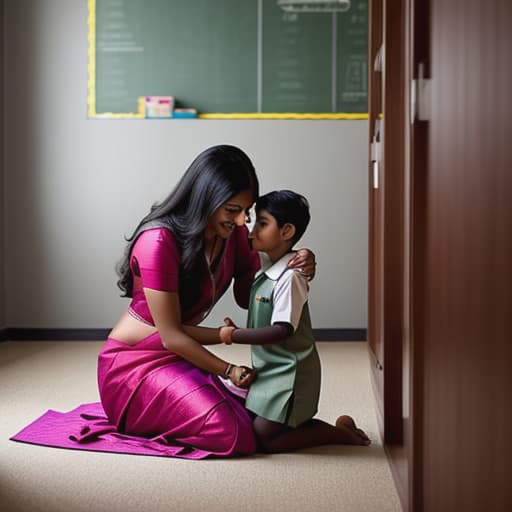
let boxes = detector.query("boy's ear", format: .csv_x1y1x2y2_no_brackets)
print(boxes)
281,223,296,242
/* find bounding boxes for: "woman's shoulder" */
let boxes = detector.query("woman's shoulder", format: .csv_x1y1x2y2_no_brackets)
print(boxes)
136,226,176,242
132,227,180,257
227,225,250,251
232,224,250,240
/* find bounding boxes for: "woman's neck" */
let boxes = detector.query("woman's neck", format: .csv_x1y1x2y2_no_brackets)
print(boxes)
204,235,222,267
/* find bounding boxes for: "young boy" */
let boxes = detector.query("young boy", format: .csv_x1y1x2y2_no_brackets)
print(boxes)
220,190,370,452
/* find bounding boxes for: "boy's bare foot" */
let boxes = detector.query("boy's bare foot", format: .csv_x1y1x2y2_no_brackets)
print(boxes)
336,415,371,445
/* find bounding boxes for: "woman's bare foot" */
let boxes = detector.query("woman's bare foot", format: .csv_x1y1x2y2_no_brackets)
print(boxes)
336,415,371,445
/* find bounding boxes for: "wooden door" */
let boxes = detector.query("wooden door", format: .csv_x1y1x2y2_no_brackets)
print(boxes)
410,0,512,509
369,0,511,510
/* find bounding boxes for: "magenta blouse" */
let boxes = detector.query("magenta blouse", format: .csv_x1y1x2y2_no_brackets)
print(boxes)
127,225,260,326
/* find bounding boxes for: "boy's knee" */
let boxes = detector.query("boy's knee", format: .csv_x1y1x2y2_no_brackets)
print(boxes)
253,416,284,453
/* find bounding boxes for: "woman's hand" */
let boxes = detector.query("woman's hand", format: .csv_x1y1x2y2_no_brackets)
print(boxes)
228,365,256,388
288,248,316,280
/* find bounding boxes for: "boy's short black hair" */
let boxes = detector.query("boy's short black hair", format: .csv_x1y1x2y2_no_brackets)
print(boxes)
255,190,310,243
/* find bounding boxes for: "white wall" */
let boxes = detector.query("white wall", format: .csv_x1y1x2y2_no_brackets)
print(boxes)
3,0,368,330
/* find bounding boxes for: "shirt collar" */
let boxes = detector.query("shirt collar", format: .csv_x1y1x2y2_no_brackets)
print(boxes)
259,252,296,281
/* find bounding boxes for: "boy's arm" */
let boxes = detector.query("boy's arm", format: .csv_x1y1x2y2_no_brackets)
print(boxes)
182,325,222,345
227,323,292,345
222,268,309,345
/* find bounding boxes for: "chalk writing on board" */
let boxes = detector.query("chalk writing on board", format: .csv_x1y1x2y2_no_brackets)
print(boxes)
89,0,368,118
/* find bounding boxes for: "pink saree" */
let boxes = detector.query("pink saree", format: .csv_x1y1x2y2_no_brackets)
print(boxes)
11,333,256,459
11,225,259,459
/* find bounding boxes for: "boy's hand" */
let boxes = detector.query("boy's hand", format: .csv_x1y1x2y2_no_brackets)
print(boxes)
220,317,238,344
220,325,235,344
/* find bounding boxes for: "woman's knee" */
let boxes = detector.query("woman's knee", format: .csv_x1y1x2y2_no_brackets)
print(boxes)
201,401,254,454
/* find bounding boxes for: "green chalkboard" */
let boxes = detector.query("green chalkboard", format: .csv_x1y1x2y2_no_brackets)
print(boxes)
89,0,368,117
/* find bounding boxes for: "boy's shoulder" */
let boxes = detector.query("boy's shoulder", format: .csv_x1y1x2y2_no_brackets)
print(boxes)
259,252,295,281
257,252,310,297
278,266,310,289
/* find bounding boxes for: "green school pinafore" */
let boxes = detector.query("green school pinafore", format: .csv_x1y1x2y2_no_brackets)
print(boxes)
244,269,321,427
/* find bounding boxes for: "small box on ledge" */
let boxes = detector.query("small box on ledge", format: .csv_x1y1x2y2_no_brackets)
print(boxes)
173,108,198,119
145,96,174,118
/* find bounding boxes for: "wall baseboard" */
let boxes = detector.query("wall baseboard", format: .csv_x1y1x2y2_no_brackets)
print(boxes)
0,327,366,342
1,328,111,341
314,328,366,341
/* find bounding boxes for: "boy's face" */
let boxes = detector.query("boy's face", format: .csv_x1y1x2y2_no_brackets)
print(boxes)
249,209,290,254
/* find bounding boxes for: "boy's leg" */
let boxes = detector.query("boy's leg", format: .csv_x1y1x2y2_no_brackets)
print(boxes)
253,415,370,453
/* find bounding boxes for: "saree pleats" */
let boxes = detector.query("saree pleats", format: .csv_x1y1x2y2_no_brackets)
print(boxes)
98,333,256,459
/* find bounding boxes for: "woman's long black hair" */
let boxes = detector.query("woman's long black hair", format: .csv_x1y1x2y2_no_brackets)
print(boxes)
116,145,259,297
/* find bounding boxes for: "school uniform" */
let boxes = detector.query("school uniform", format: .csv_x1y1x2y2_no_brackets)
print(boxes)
245,253,321,428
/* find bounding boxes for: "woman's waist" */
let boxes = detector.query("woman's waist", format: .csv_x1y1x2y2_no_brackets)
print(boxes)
108,310,159,346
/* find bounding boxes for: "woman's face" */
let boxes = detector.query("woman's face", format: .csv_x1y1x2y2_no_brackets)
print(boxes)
205,189,254,240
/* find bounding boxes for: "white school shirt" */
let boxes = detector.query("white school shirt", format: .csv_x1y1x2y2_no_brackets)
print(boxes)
256,252,310,331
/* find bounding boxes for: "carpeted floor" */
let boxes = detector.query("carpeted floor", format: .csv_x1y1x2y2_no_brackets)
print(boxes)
0,341,401,512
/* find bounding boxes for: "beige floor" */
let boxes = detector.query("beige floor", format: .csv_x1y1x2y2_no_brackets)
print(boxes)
0,341,402,512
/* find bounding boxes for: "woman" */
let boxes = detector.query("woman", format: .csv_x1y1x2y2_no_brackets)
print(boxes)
99,145,314,459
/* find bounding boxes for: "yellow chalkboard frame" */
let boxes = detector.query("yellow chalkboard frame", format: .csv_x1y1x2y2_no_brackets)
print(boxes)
87,0,368,120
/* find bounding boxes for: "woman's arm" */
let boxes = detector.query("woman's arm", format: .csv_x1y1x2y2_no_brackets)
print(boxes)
288,248,316,280
232,229,316,309
145,288,254,387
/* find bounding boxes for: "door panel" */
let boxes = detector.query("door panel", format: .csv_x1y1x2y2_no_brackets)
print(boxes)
418,0,512,509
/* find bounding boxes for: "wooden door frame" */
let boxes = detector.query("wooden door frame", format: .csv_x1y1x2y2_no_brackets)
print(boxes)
367,0,406,449
368,0,410,508
367,0,384,433
408,0,430,509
